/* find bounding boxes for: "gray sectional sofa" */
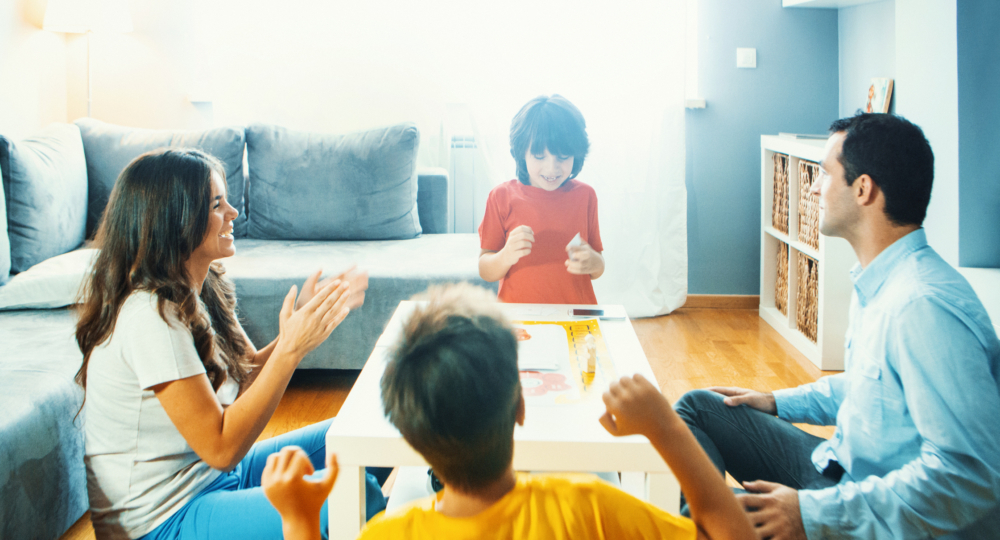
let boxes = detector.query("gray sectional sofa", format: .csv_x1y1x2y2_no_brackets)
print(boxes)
0,119,493,539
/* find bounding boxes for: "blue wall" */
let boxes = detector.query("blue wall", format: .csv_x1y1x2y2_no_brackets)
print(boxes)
838,1,895,118
686,0,839,294
957,0,1000,267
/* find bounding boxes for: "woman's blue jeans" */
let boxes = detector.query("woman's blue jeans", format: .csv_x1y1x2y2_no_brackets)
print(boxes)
140,419,386,540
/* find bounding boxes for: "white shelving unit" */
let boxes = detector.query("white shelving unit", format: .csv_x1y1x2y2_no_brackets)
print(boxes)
759,135,856,371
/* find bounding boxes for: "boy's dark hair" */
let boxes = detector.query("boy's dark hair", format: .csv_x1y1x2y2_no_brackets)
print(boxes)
829,113,934,226
510,94,590,186
381,284,521,492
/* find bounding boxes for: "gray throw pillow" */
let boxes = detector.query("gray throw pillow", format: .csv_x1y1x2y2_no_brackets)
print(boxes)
246,123,421,240
74,118,247,238
0,161,8,284
0,124,88,273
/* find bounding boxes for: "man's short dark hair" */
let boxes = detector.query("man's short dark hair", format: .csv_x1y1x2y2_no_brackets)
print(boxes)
510,94,590,186
829,113,934,226
380,284,521,492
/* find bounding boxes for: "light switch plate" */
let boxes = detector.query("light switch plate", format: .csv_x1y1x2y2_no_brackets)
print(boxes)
737,48,757,69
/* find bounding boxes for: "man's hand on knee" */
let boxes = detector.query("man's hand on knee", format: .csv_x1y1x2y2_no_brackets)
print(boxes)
708,387,777,415
737,480,806,540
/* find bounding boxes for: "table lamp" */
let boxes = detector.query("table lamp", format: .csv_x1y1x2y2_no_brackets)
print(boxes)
43,0,133,117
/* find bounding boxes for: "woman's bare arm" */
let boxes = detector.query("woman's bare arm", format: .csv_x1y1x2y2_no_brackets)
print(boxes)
154,281,350,470
601,375,755,540
239,325,277,391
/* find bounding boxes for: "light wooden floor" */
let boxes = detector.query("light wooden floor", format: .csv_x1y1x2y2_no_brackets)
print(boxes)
59,307,835,540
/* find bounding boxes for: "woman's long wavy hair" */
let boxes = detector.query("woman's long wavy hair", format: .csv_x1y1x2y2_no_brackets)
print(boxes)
75,148,251,403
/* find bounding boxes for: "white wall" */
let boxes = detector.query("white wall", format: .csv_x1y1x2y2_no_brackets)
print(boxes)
0,0,68,139
838,0,894,117
83,0,631,168
838,0,959,266
83,0,544,132
894,0,959,266
79,0,689,176
83,0,210,129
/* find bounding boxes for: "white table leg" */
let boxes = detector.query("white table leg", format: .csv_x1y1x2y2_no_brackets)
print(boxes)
328,465,365,540
620,471,646,500
647,472,682,514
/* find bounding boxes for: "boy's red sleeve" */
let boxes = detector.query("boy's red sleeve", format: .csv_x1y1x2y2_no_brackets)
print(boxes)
587,189,604,253
479,187,507,252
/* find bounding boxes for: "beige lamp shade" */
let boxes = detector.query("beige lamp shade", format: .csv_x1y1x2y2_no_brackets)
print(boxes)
43,0,133,33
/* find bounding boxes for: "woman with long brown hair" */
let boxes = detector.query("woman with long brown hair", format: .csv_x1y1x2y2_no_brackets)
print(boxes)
76,148,384,540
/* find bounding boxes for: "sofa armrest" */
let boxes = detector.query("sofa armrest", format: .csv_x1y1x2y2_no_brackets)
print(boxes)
416,167,451,234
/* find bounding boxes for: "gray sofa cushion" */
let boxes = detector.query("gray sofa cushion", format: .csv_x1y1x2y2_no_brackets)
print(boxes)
74,119,247,238
224,234,494,369
0,161,8,284
245,123,421,240
416,167,449,234
0,124,88,273
0,309,86,540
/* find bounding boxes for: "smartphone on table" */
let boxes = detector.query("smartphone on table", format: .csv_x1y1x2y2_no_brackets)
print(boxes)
569,306,627,320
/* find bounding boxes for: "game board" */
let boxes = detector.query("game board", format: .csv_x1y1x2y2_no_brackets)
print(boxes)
513,318,617,406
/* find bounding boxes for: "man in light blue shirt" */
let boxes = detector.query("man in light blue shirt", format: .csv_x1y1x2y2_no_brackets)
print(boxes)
674,113,1000,539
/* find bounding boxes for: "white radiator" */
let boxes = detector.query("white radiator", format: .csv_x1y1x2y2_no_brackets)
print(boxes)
449,135,490,234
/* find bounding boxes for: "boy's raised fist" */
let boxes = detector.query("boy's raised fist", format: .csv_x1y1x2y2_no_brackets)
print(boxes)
262,446,339,529
502,225,535,266
599,374,672,439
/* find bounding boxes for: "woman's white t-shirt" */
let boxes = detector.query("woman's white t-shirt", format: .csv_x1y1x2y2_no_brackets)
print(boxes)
84,291,239,540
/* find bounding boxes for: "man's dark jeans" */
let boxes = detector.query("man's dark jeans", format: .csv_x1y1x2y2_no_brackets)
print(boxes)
673,389,840,513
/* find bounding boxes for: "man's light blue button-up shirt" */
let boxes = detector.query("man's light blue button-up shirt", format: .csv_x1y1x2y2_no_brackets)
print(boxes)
773,229,1000,539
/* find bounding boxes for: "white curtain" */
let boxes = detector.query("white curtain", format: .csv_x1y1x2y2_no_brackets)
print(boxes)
196,0,688,316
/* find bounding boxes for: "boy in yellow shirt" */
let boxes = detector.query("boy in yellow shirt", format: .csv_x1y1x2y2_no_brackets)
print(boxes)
263,284,754,540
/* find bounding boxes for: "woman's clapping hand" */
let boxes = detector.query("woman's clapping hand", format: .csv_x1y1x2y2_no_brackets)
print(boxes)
295,266,369,312
277,279,351,364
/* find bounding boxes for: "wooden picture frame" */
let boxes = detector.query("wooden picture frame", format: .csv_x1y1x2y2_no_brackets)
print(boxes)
866,78,893,114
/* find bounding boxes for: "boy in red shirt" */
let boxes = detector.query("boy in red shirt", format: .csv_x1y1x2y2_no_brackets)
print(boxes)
478,95,604,304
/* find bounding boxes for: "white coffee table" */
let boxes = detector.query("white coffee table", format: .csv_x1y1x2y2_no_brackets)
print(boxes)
326,302,680,539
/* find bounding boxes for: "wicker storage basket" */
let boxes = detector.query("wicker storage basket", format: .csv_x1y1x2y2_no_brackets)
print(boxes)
796,251,819,342
772,154,790,233
798,161,820,249
775,242,789,316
